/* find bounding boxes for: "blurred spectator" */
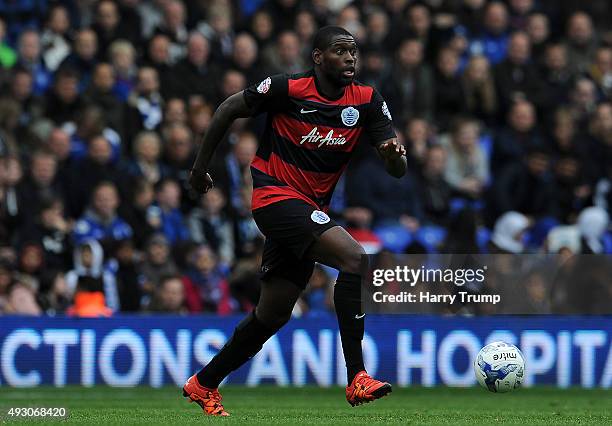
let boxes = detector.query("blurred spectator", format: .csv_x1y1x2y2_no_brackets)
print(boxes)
295,10,317,61
540,43,573,116
417,144,452,226
109,40,137,101
404,117,432,171
434,47,466,131
149,274,187,313
65,239,118,311
442,117,489,199
588,102,612,181
16,29,52,96
0,18,16,68
147,178,188,244
153,0,188,63
0,157,23,244
188,103,213,142
162,122,195,209
40,6,72,71
164,97,187,126
489,211,529,253
526,13,550,61
44,67,85,125
383,38,434,123
170,32,218,102
17,241,45,284
59,28,98,89
577,206,609,254
568,77,598,129
188,187,234,266
5,279,42,315
18,196,72,270
110,238,142,311
92,0,120,60
38,269,70,314
565,12,597,74
469,1,510,65
83,63,124,132
218,69,247,105
141,233,178,293
490,147,558,221
6,66,44,131
119,178,155,249
16,150,63,225
64,105,121,162
127,131,168,185
590,46,612,99
211,130,257,213
461,55,498,125
182,244,234,314
67,135,128,215
249,10,275,50
73,181,132,245
508,0,535,31
491,99,543,172
124,66,163,146
494,31,542,112
265,31,305,74
143,34,173,97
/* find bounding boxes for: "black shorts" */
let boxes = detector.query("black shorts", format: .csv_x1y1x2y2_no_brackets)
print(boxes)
252,198,338,289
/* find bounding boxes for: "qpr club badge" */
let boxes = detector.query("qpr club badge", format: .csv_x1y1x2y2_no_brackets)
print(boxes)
257,77,271,94
341,106,359,126
311,210,330,224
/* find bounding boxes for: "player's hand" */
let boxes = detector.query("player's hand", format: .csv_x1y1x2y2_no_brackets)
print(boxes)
189,168,214,194
378,139,406,160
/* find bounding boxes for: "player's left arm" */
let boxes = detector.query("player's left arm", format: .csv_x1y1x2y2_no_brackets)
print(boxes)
365,90,407,178
376,138,407,178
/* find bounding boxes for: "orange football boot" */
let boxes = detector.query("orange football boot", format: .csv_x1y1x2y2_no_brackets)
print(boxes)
182,374,230,416
345,371,392,406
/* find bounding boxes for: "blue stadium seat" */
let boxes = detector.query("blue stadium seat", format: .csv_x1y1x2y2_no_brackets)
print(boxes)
603,232,612,254
414,226,447,253
373,225,413,253
476,227,491,252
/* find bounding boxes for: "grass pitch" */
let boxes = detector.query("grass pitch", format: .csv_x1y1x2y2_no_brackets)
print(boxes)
0,386,610,425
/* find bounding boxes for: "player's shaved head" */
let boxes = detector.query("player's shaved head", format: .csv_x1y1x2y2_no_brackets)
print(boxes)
312,26,354,51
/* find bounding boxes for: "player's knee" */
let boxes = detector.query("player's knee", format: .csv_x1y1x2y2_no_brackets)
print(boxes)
255,306,292,330
338,245,366,274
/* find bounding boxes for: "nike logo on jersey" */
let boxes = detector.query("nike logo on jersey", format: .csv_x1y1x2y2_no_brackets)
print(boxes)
355,313,366,319
300,108,317,114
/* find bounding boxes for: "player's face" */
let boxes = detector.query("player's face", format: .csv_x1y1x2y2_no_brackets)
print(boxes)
321,36,357,86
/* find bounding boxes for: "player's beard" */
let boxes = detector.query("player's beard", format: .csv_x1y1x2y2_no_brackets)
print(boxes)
334,69,355,87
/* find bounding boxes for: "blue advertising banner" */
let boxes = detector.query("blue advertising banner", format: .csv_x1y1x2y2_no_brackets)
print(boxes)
0,315,610,388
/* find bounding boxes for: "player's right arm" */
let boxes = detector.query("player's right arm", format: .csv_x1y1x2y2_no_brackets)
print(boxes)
189,75,287,194
189,92,252,193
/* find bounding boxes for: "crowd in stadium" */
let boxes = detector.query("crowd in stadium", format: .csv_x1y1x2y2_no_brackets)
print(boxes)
0,0,610,316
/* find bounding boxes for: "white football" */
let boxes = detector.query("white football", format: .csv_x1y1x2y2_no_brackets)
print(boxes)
474,341,525,393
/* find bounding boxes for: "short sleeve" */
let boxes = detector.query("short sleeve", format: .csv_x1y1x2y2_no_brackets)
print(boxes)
364,89,396,146
243,74,289,115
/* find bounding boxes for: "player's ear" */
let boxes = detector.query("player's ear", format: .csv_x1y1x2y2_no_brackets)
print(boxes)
312,48,322,65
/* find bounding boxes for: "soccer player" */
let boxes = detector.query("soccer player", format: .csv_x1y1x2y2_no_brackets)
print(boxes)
183,26,406,416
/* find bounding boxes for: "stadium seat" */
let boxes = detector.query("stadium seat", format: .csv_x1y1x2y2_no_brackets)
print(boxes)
373,225,413,253
414,226,447,253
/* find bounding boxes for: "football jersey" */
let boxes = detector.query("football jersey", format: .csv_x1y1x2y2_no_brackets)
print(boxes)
243,70,396,212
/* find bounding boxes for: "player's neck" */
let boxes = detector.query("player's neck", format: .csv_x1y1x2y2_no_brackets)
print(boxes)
313,68,345,101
